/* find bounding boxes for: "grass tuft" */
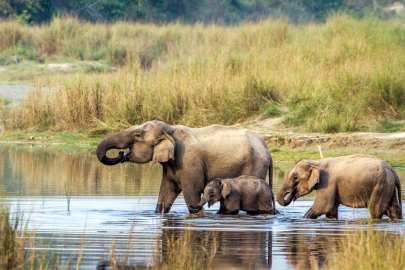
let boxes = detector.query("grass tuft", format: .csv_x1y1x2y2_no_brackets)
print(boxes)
327,222,405,270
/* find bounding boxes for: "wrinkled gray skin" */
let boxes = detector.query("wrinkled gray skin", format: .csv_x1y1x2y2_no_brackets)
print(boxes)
189,176,278,215
97,120,273,214
277,154,403,219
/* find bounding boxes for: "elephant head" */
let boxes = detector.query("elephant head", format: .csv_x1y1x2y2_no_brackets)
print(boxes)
96,120,175,166
189,178,232,211
277,160,320,206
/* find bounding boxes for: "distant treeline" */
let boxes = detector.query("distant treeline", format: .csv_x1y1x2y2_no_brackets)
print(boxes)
0,0,403,24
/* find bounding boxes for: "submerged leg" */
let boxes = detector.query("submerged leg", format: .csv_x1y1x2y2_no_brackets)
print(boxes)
155,178,181,214
304,207,320,219
184,190,204,214
326,204,339,219
386,195,403,219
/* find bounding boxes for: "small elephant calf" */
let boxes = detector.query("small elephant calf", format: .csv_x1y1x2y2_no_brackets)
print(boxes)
189,175,278,215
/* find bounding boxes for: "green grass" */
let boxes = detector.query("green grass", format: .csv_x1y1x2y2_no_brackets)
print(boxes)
0,131,104,145
0,60,112,81
376,117,405,133
269,144,405,167
0,97,9,104
265,103,284,117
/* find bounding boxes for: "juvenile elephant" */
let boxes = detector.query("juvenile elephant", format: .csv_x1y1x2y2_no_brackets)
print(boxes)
189,176,277,215
97,120,273,214
277,154,402,219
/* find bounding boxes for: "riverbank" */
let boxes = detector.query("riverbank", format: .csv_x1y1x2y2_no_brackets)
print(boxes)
1,128,404,166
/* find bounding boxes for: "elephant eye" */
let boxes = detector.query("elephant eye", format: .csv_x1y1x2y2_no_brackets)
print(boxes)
134,134,141,138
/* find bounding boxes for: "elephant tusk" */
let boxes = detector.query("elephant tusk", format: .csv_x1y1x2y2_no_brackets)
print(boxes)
123,149,131,157
120,149,131,164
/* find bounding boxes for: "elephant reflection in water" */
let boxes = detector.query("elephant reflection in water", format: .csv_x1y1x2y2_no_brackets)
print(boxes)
161,220,273,270
278,230,339,270
96,219,273,270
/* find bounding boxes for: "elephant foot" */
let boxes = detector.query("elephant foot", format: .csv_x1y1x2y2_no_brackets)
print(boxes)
155,203,172,214
217,209,239,215
326,212,339,219
188,205,203,214
304,208,319,219
326,205,339,219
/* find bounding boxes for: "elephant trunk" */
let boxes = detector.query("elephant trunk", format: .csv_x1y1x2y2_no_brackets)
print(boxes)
277,186,296,206
189,198,207,211
96,133,129,166
198,198,207,207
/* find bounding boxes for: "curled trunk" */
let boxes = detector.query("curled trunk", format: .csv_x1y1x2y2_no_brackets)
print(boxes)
277,187,296,206
96,133,128,166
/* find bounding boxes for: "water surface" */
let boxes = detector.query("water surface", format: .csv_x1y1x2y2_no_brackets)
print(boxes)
1,144,404,269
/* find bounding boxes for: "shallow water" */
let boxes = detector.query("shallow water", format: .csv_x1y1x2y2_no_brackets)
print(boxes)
1,144,404,269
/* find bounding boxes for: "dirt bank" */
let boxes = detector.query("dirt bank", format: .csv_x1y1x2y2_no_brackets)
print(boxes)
259,131,405,151
242,116,405,152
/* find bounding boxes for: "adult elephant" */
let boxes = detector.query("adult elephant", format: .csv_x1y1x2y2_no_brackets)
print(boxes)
277,154,402,219
96,120,273,214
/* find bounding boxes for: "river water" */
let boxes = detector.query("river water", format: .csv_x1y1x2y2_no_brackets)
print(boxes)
0,143,404,269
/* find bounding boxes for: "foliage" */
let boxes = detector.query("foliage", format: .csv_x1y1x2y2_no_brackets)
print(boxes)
0,0,403,24
0,0,56,24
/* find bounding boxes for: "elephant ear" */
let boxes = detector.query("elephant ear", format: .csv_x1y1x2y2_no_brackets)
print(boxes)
307,165,320,190
152,132,175,163
221,180,232,199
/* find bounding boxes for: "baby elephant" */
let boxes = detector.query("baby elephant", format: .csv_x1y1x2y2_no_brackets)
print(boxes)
277,154,403,219
189,175,277,215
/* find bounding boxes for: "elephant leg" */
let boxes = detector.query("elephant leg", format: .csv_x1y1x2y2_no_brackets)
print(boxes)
216,202,239,215
326,204,339,219
304,207,320,219
386,195,403,219
369,184,393,219
306,190,336,219
155,177,181,214
183,189,203,214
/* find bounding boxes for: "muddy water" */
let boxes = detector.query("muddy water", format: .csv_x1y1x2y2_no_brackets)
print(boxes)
1,144,404,270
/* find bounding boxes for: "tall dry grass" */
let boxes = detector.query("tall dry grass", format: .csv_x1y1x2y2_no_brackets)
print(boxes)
327,224,405,270
0,204,69,269
2,15,405,132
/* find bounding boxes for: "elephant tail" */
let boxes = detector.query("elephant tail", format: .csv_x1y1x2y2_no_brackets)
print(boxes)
395,172,402,210
268,158,276,214
271,188,277,215
268,158,273,190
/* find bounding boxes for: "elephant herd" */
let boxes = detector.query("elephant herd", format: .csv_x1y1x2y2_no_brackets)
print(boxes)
97,120,403,220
